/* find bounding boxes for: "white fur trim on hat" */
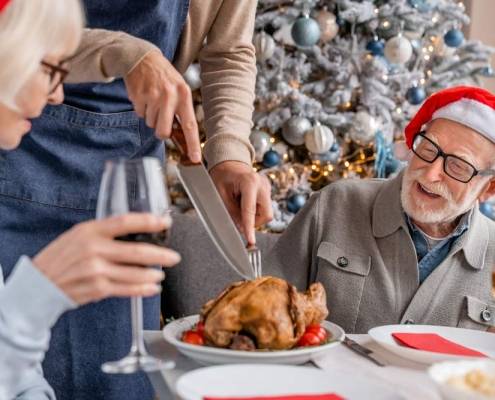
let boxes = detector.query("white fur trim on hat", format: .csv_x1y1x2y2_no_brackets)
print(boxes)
432,98,495,144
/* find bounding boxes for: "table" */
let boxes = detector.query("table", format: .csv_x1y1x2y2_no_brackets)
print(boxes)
144,331,443,400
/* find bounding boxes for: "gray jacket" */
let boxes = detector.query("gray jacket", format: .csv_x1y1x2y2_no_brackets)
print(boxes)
266,171,495,334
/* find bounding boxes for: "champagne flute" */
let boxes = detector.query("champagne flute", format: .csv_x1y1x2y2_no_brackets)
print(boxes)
96,157,174,374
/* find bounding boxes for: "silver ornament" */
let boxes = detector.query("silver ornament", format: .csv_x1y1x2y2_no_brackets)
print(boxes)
282,117,312,146
384,35,413,64
254,31,276,63
349,111,381,144
316,10,339,43
249,129,272,162
304,122,335,154
183,63,201,91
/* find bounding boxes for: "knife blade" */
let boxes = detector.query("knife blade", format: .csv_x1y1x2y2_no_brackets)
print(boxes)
170,122,255,280
342,336,385,367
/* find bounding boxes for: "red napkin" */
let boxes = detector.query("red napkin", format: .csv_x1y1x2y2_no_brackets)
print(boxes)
392,333,487,357
204,394,345,400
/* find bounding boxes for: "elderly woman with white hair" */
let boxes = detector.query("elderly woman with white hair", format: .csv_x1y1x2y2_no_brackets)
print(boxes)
0,1,183,398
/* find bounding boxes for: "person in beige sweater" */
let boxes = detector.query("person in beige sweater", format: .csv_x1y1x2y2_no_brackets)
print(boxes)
0,1,270,399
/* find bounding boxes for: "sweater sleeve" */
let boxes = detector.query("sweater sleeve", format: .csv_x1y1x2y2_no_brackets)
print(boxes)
199,0,257,169
66,28,160,83
0,256,76,399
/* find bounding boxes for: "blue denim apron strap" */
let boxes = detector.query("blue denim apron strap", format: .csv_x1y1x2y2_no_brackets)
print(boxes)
0,1,189,398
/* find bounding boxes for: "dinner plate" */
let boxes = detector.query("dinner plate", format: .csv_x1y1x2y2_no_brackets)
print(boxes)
176,364,402,400
368,324,495,364
162,315,344,365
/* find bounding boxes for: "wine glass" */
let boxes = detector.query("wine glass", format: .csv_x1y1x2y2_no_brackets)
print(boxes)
96,157,174,374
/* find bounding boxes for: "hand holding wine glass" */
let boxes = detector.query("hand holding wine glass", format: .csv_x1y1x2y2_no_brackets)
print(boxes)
33,213,178,305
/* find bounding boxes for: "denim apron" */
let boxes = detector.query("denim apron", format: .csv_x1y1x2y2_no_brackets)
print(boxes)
0,1,189,399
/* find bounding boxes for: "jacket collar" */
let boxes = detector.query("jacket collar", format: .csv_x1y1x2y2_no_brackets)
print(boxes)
372,169,489,270
372,170,407,238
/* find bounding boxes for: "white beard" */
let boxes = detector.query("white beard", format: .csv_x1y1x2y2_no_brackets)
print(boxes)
400,167,484,225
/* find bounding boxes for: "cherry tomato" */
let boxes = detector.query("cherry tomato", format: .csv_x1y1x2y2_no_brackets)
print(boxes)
297,332,321,347
182,330,204,345
195,321,205,334
306,324,328,341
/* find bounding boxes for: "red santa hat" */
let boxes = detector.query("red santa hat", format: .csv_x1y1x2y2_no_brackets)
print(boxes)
404,86,495,148
0,0,11,13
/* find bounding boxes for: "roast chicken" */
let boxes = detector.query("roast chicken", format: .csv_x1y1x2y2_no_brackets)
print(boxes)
200,276,328,350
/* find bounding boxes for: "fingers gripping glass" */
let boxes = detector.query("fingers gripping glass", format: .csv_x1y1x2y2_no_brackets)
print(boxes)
96,157,174,374
40,60,69,94
412,132,495,183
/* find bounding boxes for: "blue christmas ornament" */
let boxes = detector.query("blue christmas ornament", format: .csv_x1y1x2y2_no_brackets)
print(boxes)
444,29,464,48
479,66,494,77
262,149,281,168
480,202,495,220
291,16,321,47
287,194,307,214
406,86,426,105
407,0,432,12
366,39,385,56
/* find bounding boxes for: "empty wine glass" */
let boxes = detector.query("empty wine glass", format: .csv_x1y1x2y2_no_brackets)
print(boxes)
96,157,174,374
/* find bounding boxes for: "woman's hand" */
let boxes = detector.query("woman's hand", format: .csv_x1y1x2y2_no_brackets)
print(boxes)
33,213,180,305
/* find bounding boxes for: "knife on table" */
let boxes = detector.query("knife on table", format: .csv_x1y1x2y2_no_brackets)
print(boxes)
342,336,385,367
170,122,256,281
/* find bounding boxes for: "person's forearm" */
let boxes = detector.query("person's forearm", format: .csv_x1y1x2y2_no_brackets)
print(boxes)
66,28,160,83
200,0,257,170
0,257,75,399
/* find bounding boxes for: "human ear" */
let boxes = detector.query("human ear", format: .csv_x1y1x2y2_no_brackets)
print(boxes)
478,178,495,202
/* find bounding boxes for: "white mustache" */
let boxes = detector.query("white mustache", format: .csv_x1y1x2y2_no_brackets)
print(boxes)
408,169,454,202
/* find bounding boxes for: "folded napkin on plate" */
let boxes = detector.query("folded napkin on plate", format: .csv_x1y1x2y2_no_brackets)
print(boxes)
392,333,487,357
204,394,345,400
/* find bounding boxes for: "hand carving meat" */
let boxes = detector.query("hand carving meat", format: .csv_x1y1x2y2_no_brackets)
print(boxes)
199,276,328,350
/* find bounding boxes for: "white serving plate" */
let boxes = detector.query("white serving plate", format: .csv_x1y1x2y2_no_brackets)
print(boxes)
176,364,402,400
368,324,495,364
162,315,344,365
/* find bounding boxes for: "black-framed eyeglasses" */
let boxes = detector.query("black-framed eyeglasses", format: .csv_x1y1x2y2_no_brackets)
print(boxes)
412,132,495,183
40,60,69,94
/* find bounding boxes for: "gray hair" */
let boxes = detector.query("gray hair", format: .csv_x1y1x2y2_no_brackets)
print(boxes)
0,0,84,109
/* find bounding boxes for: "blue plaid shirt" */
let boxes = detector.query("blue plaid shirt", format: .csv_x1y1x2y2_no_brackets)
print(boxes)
406,210,472,283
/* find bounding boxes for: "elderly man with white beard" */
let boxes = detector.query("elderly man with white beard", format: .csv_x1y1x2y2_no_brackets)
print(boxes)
265,86,495,333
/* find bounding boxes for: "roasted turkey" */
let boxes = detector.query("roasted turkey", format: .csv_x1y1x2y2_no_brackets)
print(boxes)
199,276,328,350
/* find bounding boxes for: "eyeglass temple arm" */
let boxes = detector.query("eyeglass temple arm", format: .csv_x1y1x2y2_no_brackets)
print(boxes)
479,169,495,177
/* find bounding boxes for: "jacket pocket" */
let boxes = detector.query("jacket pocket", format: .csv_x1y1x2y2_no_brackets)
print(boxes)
457,295,495,330
315,241,371,332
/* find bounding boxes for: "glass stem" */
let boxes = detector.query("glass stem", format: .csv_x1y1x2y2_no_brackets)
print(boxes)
130,296,148,355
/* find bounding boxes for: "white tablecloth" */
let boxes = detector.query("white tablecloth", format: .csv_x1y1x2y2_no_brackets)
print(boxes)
144,331,443,400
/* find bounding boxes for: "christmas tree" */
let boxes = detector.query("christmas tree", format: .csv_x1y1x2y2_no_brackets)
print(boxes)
170,0,495,231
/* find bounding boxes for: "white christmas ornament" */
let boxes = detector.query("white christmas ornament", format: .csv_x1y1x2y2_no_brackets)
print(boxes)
349,111,380,144
254,31,276,63
282,116,312,146
183,63,201,91
249,129,272,162
316,10,339,42
304,123,335,154
384,35,413,64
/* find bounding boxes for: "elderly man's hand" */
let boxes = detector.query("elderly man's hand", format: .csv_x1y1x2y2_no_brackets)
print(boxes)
210,161,273,245
124,50,201,163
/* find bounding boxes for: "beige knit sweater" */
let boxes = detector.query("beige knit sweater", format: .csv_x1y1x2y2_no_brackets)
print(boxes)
67,0,257,169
